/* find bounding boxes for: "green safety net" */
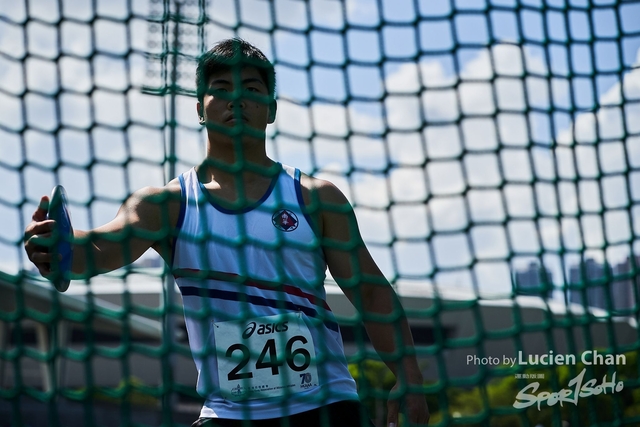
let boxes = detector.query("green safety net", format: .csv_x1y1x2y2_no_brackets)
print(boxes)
1,0,640,426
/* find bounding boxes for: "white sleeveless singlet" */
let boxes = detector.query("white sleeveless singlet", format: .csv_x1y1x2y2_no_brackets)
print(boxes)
172,164,359,419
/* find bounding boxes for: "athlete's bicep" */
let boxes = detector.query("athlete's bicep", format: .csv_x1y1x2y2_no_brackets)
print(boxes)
316,182,386,294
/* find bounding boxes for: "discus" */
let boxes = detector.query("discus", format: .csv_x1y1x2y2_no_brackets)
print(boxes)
47,185,73,292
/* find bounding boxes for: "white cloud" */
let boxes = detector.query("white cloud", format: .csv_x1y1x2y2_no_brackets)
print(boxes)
385,62,420,93
551,56,640,265
274,99,312,137
0,92,23,130
311,103,349,137
350,136,387,170
309,0,344,29
350,171,389,209
375,44,640,274
388,167,427,202
356,207,391,244
274,0,308,30
471,225,509,260
386,96,422,130
0,56,24,96
429,197,467,231
467,190,504,223
386,132,425,166
61,21,92,57
345,0,379,26
423,90,459,122
558,65,640,146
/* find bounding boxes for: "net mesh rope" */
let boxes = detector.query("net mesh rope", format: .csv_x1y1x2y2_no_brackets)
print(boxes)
1,0,640,426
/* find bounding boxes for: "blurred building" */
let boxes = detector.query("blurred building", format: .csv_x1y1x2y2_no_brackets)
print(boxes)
513,262,553,299
610,256,639,312
567,257,638,313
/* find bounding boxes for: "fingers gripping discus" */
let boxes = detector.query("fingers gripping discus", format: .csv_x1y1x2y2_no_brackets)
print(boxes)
47,185,73,292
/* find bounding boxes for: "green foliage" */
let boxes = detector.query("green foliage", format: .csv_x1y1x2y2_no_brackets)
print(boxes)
349,359,396,392
76,376,160,408
349,359,396,425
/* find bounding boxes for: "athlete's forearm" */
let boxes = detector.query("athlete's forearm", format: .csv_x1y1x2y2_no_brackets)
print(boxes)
364,319,424,383
360,284,424,384
71,229,140,277
71,230,113,277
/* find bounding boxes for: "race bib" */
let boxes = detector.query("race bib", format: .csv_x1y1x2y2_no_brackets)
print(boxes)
214,312,320,401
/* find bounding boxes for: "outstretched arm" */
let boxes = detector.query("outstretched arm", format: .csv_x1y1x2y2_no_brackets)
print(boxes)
310,178,429,426
24,183,181,280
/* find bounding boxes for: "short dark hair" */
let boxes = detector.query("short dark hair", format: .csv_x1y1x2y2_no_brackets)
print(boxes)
195,38,276,104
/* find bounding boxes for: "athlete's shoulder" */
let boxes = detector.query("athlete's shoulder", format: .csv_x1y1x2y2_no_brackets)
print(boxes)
119,178,183,234
298,173,359,245
128,179,182,206
298,172,351,208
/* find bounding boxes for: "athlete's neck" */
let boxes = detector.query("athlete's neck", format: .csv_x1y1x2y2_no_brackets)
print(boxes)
199,137,279,203
205,136,272,169
198,159,278,184
197,148,279,205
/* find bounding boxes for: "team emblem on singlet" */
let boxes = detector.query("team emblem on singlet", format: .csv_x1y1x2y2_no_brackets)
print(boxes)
272,209,298,232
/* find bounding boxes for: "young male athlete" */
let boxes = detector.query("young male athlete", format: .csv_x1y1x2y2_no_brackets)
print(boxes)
24,39,429,427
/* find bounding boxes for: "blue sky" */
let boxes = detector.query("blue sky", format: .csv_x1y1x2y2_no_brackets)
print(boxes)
1,0,640,300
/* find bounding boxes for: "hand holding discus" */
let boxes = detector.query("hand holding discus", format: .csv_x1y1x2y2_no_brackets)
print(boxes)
47,185,73,292
24,185,74,292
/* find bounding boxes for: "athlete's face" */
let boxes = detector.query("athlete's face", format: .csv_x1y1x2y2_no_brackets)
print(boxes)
197,66,275,141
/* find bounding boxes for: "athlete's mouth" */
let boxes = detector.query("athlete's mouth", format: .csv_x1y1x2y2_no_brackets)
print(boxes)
225,114,248,124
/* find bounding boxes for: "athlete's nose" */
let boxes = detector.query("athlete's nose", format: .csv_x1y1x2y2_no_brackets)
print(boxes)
227,97,246,111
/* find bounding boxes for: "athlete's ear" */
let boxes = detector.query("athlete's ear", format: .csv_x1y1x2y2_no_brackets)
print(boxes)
197,101,205,125
267,100,277,124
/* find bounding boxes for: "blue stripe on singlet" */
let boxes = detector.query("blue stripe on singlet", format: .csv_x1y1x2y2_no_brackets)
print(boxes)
179,285,339,332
